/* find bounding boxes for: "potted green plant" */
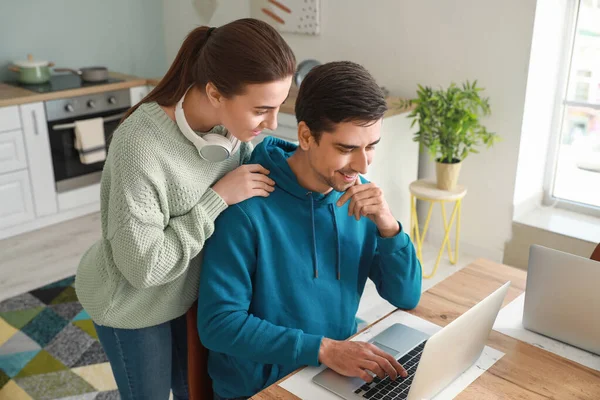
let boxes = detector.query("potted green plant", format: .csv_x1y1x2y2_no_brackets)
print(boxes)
400,81,500,190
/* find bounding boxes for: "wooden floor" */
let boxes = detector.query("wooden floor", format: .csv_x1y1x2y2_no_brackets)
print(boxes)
0,213,101,302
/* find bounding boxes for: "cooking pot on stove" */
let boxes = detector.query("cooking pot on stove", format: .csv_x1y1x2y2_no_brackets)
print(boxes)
54,66,109,82
8,54,55,84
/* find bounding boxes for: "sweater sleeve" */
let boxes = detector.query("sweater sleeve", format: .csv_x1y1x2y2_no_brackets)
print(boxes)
106,134,228,289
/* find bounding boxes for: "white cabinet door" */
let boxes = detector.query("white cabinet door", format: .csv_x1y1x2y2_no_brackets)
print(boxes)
0,169,34,229
251,112,299,147
0,130,27,174
0,106,21,133
129,85,153,105
20,102,58,217
366,113,419,227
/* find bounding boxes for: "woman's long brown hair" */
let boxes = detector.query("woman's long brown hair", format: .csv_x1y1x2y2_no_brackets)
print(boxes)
121,18,296,123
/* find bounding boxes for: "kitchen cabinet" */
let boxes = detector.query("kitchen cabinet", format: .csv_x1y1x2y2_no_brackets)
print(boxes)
129,85,154,105
0,105,33,230
0,105,21,132
0,169,34,229
0,130,27,174
366,112,419,227
251,112,298,146
20,102,57,217
0,79,161,240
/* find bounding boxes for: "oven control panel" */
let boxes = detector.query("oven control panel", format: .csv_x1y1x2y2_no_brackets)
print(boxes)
45,89,131,122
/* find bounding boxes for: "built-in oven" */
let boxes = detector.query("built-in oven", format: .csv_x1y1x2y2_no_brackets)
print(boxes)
45,89,131,193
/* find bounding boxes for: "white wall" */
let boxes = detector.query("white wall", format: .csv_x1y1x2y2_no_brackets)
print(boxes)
163,0,251,63
163,0,537,260
513,0,570,218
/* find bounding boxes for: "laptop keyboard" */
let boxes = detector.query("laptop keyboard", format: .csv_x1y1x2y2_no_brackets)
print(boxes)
353,340,427,400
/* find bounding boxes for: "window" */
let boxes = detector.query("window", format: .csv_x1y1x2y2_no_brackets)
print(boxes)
546,0,600,214
574,82,590,100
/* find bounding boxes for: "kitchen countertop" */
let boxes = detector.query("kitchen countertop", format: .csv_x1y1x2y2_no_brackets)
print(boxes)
0,72,149,108
280,86,414,118
0,74,414,118
146,77,162,87
144,80,414,118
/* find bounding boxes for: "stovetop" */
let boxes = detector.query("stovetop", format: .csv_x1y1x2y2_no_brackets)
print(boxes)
6,74,124,93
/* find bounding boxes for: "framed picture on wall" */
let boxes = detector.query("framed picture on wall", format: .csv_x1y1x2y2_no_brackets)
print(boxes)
250,0,320,35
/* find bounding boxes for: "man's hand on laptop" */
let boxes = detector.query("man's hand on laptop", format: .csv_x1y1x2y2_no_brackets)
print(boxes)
337,178,400,238
318,338,408,383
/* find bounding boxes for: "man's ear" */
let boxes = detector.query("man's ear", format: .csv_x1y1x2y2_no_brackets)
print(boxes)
205,82,223,107
297,121,314,150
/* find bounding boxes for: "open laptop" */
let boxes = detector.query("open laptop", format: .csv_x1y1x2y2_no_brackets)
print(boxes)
523,245,600,355
313,282,510,400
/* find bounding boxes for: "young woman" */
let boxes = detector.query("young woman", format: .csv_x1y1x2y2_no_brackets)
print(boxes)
74,18,296,400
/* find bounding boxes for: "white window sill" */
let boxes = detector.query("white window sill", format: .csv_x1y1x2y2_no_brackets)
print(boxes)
514,206,600,244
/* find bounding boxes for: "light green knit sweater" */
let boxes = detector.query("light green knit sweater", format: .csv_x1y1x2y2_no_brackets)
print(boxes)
74,102,251,329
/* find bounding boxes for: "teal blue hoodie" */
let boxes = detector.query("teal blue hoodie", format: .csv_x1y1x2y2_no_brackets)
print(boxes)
197,137,422,399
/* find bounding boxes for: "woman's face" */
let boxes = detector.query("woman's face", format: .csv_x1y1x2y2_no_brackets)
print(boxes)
218,76,293,142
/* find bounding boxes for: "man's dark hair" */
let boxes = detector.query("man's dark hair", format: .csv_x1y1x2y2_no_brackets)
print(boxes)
294,61,387,142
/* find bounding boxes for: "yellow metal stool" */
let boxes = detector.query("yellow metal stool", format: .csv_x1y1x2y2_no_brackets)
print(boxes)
409,179,467,279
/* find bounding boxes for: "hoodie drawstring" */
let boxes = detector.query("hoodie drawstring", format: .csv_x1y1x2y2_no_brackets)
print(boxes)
309,193,319,279
307,192,342,281
330,204,341,280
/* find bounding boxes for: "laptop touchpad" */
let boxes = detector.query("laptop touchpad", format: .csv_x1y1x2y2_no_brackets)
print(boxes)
371,324,430,357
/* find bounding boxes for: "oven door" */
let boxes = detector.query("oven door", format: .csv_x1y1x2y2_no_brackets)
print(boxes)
47,108,128,193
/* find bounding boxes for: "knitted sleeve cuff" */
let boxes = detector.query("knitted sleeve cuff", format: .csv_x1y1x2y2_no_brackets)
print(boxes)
197,188,228,221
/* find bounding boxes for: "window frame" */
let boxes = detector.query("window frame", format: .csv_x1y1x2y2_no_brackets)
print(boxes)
543,0,600,217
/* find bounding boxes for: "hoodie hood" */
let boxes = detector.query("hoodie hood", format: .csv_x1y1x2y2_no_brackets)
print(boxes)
250,136,343,279
250,136,341,204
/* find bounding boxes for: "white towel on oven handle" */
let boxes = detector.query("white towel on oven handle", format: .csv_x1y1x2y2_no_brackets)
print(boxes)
74,117,107,165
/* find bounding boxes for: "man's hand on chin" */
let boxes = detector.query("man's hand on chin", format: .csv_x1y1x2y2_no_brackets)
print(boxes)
336,178,400,237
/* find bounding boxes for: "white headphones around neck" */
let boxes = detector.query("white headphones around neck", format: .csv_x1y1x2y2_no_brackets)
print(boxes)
175,86,241,162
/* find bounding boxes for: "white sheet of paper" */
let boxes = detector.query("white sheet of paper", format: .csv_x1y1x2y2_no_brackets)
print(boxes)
493,293,600,371
279,311,505,399
355,281,398,331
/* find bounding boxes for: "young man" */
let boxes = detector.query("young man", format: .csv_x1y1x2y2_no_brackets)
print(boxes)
197,61,422,400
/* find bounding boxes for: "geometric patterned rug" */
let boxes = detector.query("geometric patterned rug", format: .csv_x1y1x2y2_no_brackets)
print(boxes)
0,276,119,400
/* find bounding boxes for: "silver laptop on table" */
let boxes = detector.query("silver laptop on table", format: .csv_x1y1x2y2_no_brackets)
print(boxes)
313,282,510,400
523,245,600,355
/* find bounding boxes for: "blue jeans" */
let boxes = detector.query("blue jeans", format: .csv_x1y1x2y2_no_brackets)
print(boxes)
94,314,189,400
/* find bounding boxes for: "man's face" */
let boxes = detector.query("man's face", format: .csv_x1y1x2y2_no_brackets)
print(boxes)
303,119,382,192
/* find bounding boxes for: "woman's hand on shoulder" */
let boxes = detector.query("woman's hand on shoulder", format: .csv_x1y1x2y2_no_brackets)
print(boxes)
212,164,275,205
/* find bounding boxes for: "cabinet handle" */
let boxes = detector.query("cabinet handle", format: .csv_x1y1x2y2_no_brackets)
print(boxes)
32,110,39,136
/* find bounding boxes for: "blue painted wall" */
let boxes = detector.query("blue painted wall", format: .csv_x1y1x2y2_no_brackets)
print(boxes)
0,0,167,81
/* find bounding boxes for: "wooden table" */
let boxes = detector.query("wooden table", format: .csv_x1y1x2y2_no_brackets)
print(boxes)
252,259,600,399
